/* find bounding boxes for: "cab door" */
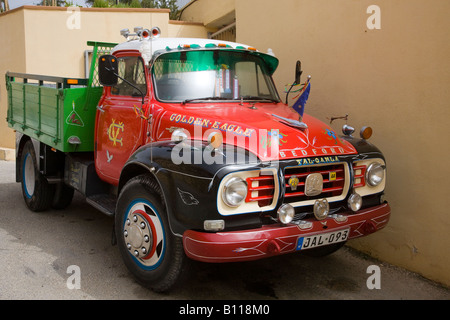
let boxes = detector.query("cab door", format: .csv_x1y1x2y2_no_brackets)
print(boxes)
95,53,149,185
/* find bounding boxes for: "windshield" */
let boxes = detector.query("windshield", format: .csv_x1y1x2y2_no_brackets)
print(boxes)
152,50,280,103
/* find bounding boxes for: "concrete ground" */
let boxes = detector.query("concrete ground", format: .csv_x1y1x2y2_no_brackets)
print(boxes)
0,159,449,301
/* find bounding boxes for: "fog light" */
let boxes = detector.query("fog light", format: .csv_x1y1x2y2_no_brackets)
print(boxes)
313,199,329,220
277,203,295,224
204,220,225,231
348,193,362,212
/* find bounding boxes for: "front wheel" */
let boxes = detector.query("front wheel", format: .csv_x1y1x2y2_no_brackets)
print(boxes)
115,175,186,292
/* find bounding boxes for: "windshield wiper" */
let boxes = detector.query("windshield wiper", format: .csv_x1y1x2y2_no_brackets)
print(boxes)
182,97,231,104
240,95,279,103
182,96,279,105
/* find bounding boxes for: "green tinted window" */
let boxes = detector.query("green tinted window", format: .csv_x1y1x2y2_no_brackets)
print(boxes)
152,50,279,103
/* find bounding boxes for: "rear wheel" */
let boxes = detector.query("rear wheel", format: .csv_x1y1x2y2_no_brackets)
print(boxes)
20,140,54,212
115,175,185,292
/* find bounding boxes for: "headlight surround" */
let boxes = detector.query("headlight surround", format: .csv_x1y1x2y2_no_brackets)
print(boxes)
366,162,385,187
222,177,248,207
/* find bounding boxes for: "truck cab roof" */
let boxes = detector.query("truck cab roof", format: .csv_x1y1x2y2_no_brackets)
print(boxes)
111,36,279,75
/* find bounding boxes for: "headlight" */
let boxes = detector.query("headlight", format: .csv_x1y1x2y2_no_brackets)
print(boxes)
222,177,247,207
366,162,385,186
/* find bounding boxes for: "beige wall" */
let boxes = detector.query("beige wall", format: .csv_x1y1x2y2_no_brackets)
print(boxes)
0,6,208,150
234,0,450,286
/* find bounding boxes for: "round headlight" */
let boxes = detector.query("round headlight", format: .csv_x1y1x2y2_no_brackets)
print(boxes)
348,193,362,212
366,162,385,186
222,177,247,207
277,204,295,224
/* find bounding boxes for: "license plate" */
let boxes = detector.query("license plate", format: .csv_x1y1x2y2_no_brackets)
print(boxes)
296,229,349,251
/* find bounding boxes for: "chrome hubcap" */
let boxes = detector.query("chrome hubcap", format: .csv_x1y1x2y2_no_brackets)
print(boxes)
122,201,165,269
124,214,153,258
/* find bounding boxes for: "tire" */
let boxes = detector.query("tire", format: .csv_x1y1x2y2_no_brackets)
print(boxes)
52,183,74,210
302,241,347,257
20,140,54,212
115,175,186,292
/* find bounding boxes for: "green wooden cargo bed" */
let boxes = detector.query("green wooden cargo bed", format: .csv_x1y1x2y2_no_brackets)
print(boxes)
6,42,117,152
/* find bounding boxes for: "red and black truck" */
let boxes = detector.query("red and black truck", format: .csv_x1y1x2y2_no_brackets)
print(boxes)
6,27,390,292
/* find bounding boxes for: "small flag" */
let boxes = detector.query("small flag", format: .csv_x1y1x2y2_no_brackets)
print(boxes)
291,80,310,119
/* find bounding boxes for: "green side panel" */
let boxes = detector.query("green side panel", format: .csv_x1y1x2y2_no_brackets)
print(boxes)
61,87,103,152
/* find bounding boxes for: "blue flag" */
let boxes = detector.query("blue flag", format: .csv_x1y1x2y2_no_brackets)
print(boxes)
291,82,310,118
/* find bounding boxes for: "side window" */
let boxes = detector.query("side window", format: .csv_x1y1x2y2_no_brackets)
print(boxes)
111,56,147,96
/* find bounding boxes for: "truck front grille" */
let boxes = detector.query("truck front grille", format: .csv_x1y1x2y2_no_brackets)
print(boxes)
245,162,349,209
284,164,346,204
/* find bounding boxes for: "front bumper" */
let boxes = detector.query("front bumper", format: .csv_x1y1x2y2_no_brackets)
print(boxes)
183,203,390,263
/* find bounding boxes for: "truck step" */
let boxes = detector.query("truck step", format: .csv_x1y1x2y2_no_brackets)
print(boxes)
86,194,116,216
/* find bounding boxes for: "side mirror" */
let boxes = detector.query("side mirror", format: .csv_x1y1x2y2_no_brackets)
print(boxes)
285,60,303,104
295,60,302,85
98,55,118,86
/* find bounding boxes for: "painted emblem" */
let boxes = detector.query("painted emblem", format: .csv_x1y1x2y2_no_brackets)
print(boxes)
268,130,288,146
288,175,300,191
304,173,323,196
107,119,124,146
177,188,199,206
260,130,288,149
324,128,340,145
106,150,113,163
66,101,84,127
